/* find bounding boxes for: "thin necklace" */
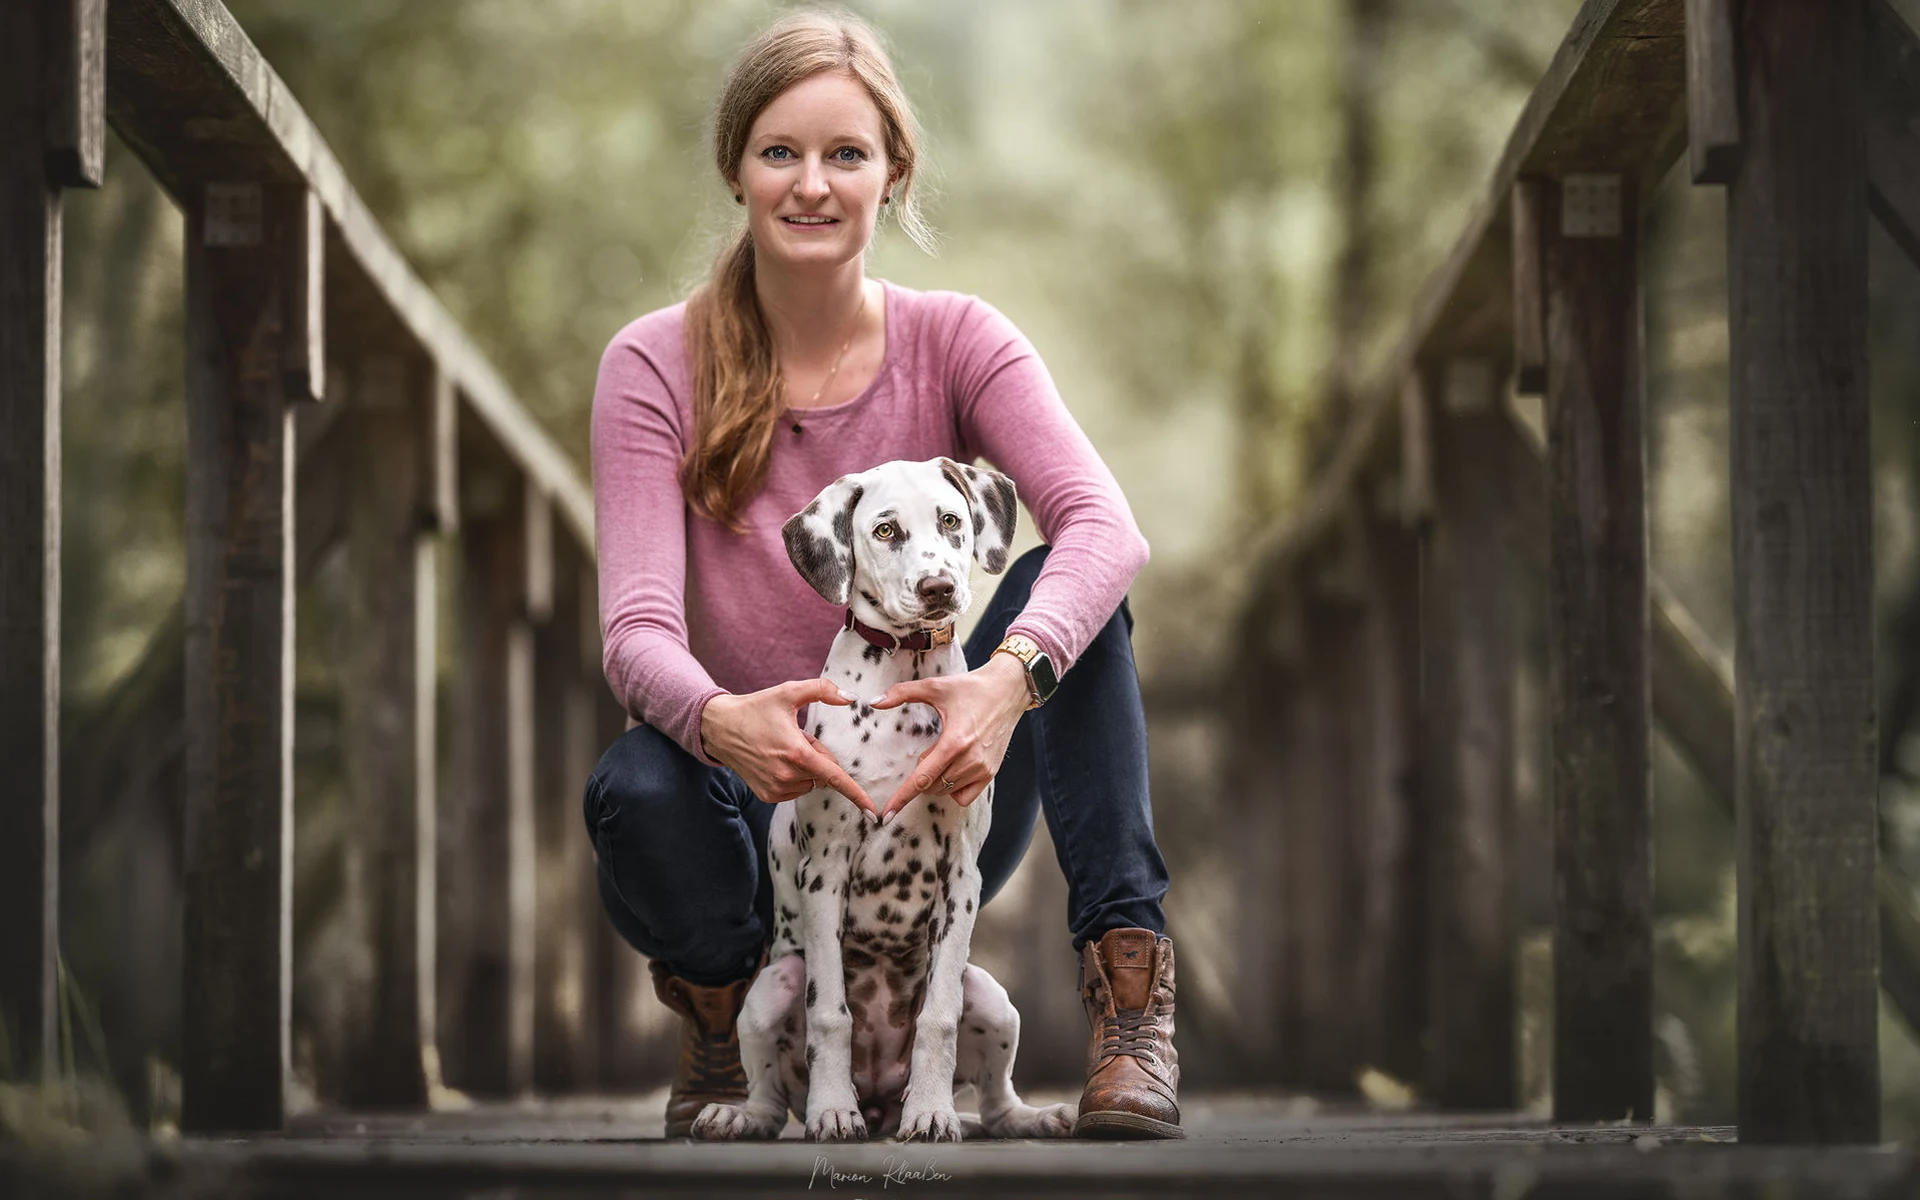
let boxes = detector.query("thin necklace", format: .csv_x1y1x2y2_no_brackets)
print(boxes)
795,285,868,409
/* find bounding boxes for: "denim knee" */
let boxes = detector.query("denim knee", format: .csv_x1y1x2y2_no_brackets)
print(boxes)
582,724,769,984
582,725,702,853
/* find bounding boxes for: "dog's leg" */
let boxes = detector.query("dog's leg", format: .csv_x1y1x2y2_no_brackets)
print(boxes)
690,954,804,1140
895,827,984,1143
954,963,1076,1138
795,794,865,1142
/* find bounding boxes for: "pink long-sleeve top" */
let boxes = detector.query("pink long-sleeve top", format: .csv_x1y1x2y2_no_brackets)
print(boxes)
591,278,1150,765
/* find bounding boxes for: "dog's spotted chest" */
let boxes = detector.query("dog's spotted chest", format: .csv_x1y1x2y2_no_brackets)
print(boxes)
765,637,985,1116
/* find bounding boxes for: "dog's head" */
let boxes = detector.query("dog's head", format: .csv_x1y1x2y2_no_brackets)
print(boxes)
782,457,1018,632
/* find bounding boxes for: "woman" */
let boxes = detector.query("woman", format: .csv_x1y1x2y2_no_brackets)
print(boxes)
585,10,1180,1140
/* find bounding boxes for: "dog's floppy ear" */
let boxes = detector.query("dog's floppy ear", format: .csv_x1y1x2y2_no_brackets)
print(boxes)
782,474,866,605
937,458,1018,575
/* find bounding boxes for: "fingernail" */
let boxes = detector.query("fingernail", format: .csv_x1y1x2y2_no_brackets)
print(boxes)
838,688,857,703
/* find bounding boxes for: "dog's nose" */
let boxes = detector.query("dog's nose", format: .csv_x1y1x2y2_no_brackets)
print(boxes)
917,575,956,607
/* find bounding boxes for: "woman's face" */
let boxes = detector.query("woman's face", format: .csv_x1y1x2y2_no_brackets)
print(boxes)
736,70,893,272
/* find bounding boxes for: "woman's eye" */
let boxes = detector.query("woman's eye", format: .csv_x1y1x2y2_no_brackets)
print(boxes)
763,146,791,160
874,523,894,540
941,513,961,531
834,146,866,162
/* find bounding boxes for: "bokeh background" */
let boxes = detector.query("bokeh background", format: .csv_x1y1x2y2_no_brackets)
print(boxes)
47,0,1920,1135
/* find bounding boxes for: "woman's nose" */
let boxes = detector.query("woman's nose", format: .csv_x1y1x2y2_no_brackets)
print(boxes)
794,157,830,200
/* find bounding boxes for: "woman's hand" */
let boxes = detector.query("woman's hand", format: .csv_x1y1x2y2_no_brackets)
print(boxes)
700,680,878,817
871,652,1031,822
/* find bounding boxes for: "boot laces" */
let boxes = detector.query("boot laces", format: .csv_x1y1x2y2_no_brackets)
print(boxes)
686,1024,745,1091
1100,1005,1161,1063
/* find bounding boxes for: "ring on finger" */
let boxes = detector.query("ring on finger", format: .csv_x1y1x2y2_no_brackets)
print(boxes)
940,775,958,792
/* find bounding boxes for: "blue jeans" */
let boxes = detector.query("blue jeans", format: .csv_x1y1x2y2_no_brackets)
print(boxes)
582,545,1170,986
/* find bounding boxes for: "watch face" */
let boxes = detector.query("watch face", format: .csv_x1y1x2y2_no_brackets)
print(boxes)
1030,653,1059,702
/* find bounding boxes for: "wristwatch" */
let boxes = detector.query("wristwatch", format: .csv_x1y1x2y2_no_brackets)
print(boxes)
993,634,1058,709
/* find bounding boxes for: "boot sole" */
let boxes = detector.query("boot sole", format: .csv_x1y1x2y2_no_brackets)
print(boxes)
1072,1110,1186,1139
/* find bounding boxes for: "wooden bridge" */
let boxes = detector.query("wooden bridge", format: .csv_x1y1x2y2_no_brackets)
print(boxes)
7,0,1920,1195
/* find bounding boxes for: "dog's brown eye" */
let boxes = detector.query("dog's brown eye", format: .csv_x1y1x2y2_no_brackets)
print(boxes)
873,522,894,540
941,513,961,531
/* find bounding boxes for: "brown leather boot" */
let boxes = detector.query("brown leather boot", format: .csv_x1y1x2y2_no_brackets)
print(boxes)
1074,927,1184,1139
650,959,753,1138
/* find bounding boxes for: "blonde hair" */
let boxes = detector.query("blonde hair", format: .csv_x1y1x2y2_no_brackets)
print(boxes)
681,10,934,531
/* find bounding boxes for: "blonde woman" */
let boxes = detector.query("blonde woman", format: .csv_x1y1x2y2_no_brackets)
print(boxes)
586,11,1180,1140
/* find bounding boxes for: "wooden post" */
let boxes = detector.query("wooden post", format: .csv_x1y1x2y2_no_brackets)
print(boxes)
335,354,435,1107
1282,551,1366,1095
1356,490,1428,1082
1727,0,1878,1145
1511,181,1548,397
1539,171,1654,1124
0,0,99,1083
441,449,536,1097
181,181,312,1130
1686,0,1741,184
534,541,601,1091
44,0,104,190
1421,359,1518,1110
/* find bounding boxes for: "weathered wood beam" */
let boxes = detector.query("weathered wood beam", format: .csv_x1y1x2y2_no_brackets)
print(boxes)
441,446,536,1098
44,0,105,189
1503,398,1920,1047
0,0,89,1084
1685,0,1740,183
283,190,323,403
533,546,601,1091
1354,494,1428,1083
1511,180,1548,396
181,180,309,1131
1539,172,1653,1123
1726,0,1878,1145
1867,0,1920,267
103,0,591,549
1397,374,1434,526
1279,564,1367,1094
429,366,459,535
336,354,436,1107
1421,360,1518,1110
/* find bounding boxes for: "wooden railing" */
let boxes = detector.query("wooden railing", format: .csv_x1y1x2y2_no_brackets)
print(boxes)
1243,0,1920,1144
9,0,1918,1148
3,0,633,1128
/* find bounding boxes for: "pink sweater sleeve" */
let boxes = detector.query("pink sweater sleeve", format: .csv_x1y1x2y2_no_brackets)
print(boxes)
590,322,727,764
948,297,1150,675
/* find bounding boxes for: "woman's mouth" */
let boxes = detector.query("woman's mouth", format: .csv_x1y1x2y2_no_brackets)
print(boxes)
783,216,839,229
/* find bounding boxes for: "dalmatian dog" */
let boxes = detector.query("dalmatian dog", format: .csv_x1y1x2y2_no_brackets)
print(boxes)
689,457,1076,1143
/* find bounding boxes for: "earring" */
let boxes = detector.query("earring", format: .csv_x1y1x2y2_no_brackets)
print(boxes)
882,195,891,205
735,194,743,204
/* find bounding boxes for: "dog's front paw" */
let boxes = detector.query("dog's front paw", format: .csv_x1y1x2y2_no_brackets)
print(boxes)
690,1102,784,1141
981,1100,1077,1139
806,1105,868,1142
1034,1102,1078,1139
897,1105,965,1143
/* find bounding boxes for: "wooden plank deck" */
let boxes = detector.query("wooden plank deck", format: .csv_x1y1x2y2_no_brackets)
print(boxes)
7,1092,1917,1198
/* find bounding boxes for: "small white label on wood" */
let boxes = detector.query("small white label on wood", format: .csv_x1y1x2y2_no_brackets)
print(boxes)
204,183,264,246
1561,174,1622,238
